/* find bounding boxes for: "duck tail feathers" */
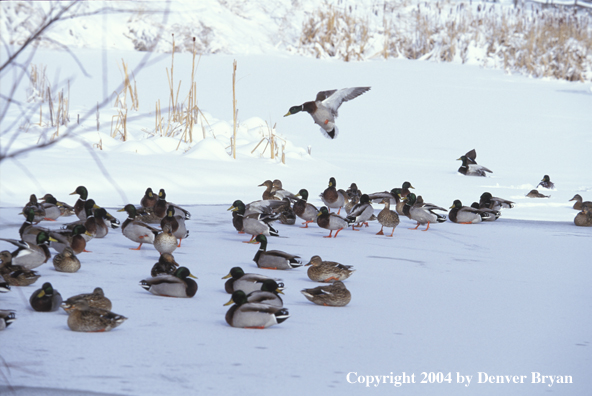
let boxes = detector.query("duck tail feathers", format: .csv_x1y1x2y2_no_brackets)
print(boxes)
275,308,290,324
320,126,338,140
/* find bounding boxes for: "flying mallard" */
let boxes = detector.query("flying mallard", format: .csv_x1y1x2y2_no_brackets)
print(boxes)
284,87,371,139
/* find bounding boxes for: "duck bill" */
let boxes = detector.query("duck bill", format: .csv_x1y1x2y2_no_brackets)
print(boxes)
223,298,235,306
37,290,46,298
227,205,237,212
283,112,291,117
304,261,312,266
48,236,59,243
277,289,284,294
188,274,198,279
221,273,232,279
117,208,126,212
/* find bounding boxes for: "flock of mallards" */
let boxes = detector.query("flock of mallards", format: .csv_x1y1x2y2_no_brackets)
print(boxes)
1,144,590,332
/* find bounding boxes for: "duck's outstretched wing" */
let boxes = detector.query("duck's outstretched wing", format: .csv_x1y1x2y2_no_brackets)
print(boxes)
320,87,371,115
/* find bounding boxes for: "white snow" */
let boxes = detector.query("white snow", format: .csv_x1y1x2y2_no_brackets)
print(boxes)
0,1,591,395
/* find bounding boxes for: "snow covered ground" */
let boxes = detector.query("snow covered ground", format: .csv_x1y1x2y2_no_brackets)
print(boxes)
1,1,591,395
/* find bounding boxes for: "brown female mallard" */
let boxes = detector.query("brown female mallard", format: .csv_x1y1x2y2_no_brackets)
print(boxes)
301,281,351,307
305,255,355,282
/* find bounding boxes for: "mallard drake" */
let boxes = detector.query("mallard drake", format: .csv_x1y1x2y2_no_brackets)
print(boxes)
222,266,284,294
479,192,514,210
118,204,160,250
0,251,40,286
29,282,62,312
150,253,179,277
22,194,46,223
305,255,355,282
66,301,127,332
140,187,157,209
0,281,10,293
402,193,447,231
259,180,278,200
0,310,16,330
526,189,550,198
49,224,90,254
301,281,351,307
293,189,320,228
68,186,120,228
40,195,62,221
40,193,75,217
470,202,500,221
1,251,39,286
346,194,374,230
154,223,178,255
284,87,370,139
251,235,302,270
161,206,189,247
570,194,584,210
1,231,56,269
368,188,403,214
140,266,197,298
457,155,492,177
155,189,191,220
376,198,400,236
19,207,47,241
224,281,284,308
537,175,555,189
449,200,490,224
62,287,112,313
224,291,290,329
53,247,81,273
69,186,89,220
228,200,280,242
316,206,351,238
320,177,345,214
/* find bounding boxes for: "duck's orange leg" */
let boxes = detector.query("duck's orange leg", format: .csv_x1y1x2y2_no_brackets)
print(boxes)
323,230,334,238
388,228,396,237
242,235,256,243
409,222,420,230
245,326,265,329
376,226,384,235
177,238,183,248
422,222,431,231
333,228,344,238
130,243,143,250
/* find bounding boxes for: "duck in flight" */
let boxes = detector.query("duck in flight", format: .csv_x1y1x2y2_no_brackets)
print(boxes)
284,87,371,139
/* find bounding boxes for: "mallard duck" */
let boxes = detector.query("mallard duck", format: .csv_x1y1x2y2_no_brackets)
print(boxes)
272,180,297,201
479,192,514,210
462,148,478,164
40,195,62,221
22,194,46,222
228,200,280,242
346,194,374,230
570,194,584,210
160,206,188,247
402,193,447,231
92,207,110,238
19,207,47,241
376,198,400,236
1,231,56,269
40,193,75,216
305,255,354,282
53,247,81,273
470,202,500,221
69,186,89,220
29,282,62,312
301,281,351,307
0,281,10,293
0,251,40,286
293,189,320,228
449,200,490,224
526,189,550,198
49,224,90,254
320,177,345,214
284,87,371,139
537,175,555,189
457,155,492,177
222,266,284,294
155,189,191,220
0,310,16,330
346,183,362,204
66,301,127,332
259,180,278,200
154,223,178,255
224,291,290,329
341,190,357,215
117,204,160,250
150,253,179,277
140,266,197,298
251,235,302,270
62,287,112,313
316,206,351,238
574,204,592,227
224,281,284,308
140,187,157,209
